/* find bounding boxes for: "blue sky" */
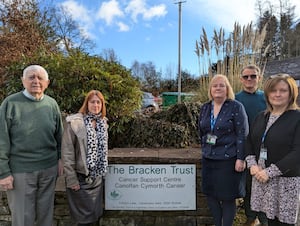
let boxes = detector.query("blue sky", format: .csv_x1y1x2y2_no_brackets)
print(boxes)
54,0,300,78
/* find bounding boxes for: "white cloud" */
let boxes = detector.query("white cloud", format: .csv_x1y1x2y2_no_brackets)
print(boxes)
97,0,124,25
143,4,167,20
117,22,130,32
186,0,256,31
187,0,300,31
61,0,92,24
125,0,167,22
125,0,145,22
60,0,95,38
58,0,169,37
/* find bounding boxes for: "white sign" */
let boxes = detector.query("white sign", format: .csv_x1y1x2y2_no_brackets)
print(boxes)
105,164,196,210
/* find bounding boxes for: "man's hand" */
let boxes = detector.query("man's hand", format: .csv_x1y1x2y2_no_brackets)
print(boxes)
0,175,14,191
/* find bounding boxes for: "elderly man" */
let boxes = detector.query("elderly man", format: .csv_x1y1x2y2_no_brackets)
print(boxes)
0,65,63,226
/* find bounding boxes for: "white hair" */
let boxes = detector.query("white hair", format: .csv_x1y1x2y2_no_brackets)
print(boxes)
23,65,49,80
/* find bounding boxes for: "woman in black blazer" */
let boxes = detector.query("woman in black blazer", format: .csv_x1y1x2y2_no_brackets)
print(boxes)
245,74,300,226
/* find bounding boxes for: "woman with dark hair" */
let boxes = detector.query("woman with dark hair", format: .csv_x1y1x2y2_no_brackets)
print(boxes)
62,90,108,226
246,74,300,226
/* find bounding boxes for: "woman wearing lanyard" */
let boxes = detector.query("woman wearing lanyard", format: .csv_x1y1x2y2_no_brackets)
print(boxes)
198,74,249,226
245,74,300,226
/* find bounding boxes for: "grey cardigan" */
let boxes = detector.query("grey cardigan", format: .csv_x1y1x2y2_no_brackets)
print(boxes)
62,113,89,187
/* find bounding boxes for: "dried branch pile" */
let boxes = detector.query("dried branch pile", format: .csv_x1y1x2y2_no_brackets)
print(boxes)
112,102,202,148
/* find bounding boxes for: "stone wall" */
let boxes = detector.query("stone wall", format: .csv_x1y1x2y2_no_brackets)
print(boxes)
0,148,213,226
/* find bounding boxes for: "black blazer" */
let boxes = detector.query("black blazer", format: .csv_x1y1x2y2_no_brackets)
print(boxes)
246,110,300,177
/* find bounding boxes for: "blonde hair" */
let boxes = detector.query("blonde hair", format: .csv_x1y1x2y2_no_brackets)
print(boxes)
79,90,106,118
264,73,299,112
208,74,235,100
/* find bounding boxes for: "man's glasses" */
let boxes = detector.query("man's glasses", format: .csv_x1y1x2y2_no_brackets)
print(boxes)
241,74,257,80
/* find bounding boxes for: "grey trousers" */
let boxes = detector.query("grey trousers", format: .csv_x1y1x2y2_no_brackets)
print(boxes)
6,165,58,226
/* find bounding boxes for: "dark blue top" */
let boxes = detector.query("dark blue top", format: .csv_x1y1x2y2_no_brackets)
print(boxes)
198,99,249,160
235,90,266,126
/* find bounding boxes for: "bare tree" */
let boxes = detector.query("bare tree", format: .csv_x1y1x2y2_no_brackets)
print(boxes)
50,5,95,54
256,0,297,60
101,48,120,63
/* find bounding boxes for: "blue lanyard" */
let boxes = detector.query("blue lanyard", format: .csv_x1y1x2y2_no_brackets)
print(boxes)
261,131,267,144
210,103,217,131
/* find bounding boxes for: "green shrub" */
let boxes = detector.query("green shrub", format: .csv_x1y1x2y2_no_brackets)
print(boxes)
0,51,142,148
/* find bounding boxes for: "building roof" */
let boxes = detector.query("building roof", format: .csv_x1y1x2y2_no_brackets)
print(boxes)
263,56,300,80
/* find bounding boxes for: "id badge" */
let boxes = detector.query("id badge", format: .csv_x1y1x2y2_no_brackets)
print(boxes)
206,134,217,145
259,147,267,160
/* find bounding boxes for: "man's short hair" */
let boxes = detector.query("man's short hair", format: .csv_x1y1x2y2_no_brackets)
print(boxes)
23,65,49,80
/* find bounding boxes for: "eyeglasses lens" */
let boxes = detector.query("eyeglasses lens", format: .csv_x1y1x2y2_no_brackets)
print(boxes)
242,74,257,80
